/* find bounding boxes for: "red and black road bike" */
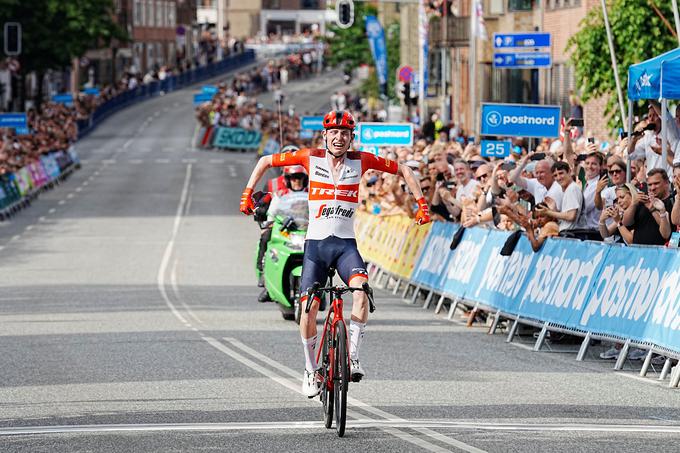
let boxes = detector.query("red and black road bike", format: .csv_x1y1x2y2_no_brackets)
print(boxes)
304,269,375,437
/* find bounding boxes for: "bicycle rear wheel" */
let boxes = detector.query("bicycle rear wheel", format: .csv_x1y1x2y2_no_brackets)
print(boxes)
321,321,334,429
334,321,349,437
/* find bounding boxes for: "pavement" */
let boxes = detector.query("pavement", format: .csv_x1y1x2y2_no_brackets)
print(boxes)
0,67,679,452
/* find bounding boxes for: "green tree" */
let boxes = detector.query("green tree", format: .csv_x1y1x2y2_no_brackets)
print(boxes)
325,2,378,70
0,0,128,107
567,0,677,128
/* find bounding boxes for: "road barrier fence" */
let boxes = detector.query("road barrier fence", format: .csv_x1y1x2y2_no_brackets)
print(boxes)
356,212,680,388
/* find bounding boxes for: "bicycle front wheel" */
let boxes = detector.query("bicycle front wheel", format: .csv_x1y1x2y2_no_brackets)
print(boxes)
334,321,349,437
321,321,334,429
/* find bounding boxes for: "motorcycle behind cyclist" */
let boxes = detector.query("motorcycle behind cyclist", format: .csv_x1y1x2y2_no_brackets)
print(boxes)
240,110,431,397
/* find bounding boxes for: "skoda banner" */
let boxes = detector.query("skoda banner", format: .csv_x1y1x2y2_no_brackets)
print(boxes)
212,127,263,149
365,15,388,87
357,122,413,147
480,103,561,138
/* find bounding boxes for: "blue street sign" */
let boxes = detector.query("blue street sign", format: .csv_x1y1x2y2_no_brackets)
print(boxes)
202,85,218,95
357,122,413,146
480,140,511,158
52,94,73,105
480,103,561,138
0,113,27,129
493,52,552,69
493,32,551,49
300,116,324,131
193,93,214,105
84,87,100,97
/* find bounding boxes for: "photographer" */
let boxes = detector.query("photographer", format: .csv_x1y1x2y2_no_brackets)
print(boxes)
595,159,626,209
521,200,560,252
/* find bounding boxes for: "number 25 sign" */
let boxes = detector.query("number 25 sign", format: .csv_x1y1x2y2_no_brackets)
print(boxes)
480,140,511,158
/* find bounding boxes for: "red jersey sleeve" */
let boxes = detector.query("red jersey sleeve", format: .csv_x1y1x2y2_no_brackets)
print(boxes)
360,152,399,175
271,148,310,172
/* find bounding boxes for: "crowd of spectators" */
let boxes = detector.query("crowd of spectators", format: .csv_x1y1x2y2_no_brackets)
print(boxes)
0,103,78,176
358,102,680,253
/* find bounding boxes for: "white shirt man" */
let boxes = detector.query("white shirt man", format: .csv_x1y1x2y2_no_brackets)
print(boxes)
579,176,601,229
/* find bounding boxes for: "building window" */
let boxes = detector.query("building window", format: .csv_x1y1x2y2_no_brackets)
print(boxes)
263,0,281,8
134,0,143,25
488,0,504,15
168,1,176,26
547,0,581,9
508,0,532,11
156,1,163,27
146,0,154,26
301,0,319,9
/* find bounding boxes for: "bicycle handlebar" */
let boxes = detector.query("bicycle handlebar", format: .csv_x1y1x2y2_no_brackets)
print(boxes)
304,281,375,314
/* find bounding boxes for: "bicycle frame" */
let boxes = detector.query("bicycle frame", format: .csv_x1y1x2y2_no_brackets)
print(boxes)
315,289,349,392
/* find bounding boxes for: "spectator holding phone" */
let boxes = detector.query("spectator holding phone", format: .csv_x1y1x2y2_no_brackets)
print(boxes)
521,200,560,252
599,183,636,244
632,103,674,173
574,145,605,235
670,163,680,230
509,152,563,210
534,161,582,233
622,168,674,245
595,159,626,209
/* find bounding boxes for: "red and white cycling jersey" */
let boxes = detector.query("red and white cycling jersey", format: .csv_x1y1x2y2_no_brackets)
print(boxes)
272,148,398,240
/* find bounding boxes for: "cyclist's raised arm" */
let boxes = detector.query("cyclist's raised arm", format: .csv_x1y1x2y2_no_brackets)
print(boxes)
244,155,274,191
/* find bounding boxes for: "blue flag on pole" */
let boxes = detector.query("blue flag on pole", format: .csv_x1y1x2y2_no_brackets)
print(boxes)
365,16,388,86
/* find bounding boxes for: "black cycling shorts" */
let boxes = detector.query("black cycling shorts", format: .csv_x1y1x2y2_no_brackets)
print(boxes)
300,236,368,297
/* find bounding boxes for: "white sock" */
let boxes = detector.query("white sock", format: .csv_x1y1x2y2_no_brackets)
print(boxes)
349,320,366,361
301,334,318,372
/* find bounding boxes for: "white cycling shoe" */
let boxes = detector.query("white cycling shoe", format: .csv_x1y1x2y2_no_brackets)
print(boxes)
302,368,321,398
350,359,365,382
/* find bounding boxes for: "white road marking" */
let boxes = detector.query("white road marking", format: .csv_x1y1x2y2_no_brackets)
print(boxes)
128,159,144,164
82,181,89,186
94,171,100,176
75,187,82,192
25,225,33,232
156,164,193,326
507,342,535,351
38,216,46,222
58,200,66,205
209,158,225,164
227,165,237,178
181,158,197,164
11,235,20,241
155,159,170,164
1,420,680,437
123,139,134,149
0,246,4,251
223,338,485,453
67,193,74,199
48,208,56,214
102,159,117,164
171,257,203,327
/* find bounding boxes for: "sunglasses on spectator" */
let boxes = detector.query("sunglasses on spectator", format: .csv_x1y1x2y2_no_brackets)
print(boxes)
608,168,623,175
476,173,490,180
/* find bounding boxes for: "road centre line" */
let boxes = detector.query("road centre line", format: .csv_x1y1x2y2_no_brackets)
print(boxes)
2,419,680,437
171,257,203,327
223,337,485,453
203,338,452,453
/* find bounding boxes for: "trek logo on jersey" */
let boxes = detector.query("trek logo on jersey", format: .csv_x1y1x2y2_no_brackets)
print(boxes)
315,204,355,219
309,181,359,202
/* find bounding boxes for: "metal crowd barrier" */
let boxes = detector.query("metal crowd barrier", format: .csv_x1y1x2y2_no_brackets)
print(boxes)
356,213,680,389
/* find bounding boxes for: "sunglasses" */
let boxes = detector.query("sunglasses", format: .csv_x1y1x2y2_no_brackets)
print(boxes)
476,173,490,180
608,169,623,175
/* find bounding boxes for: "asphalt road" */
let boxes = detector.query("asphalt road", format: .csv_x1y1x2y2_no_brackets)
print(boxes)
1,68,680,452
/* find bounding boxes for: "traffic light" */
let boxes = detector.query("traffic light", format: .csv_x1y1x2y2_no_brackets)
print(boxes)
336,0,354,29
402,83,410,106
3,22,21,56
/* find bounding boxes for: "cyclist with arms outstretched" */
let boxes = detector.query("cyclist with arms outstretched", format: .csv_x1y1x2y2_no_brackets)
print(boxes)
240,110,431,397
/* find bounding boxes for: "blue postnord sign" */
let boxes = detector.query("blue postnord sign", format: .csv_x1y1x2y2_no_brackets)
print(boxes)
202,85,218,95
493,52,552,69
480,140,511,158
493,32,551,49
357,122,413,147
84,87,100,97
0,113,27,129
52,94,74,105
300,116,324,131
480,103,561,138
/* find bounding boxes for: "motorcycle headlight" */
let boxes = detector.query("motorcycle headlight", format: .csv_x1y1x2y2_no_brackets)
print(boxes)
284,234,305,251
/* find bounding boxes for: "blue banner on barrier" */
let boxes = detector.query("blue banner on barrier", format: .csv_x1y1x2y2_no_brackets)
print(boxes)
411,222,459,289
84,87,100,97
212,127,262,149
575,244,680,351
300,116,324,131
202,85,218,95
0,113,27,129
194,93,214,105
52,94,74,106
440,227,490,298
